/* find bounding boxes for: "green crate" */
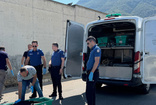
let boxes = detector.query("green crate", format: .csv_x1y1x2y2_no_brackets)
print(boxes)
115,35,127,46
2,97,53,105
97,37,108,47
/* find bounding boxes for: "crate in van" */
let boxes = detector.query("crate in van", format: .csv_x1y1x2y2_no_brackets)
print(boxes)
115,35,127,46
97,37,109,47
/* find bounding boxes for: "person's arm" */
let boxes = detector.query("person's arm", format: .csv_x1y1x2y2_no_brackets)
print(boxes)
41,56,46,68
18,82,22,99
21,52,26,66
49,60,51,67
91,57,100,73
6,58,12,70
21,57,25,66
32,74,37,86
88,57,100,81
25,57,30,65
17,73,22,99
60,58,65,75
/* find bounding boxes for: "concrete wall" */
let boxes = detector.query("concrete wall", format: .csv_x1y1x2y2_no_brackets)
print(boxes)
0,0,107,86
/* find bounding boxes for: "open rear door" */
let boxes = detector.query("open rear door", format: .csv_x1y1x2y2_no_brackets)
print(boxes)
64,20,84,78
142,17,156,84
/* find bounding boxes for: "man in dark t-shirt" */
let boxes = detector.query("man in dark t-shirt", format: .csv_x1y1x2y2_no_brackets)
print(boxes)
0,46,14,100
21,44,32,67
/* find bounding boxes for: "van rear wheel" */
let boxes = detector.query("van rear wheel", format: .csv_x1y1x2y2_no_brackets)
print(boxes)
137,84,150,94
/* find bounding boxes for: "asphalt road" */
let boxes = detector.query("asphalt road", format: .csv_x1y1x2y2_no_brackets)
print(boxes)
95,84,156,105
1,78,156,105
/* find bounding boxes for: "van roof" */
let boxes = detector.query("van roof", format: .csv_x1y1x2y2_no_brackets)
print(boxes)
86,16,142,27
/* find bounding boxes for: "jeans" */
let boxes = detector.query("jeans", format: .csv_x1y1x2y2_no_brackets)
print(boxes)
21,78,43,101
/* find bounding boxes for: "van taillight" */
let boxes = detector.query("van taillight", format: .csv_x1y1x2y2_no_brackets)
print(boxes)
82,53,86,71
83,53,85,61
134,51,141,74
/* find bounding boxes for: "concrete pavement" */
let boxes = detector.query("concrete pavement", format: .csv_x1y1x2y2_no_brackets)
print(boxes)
1,78,156,105
0,78,87,105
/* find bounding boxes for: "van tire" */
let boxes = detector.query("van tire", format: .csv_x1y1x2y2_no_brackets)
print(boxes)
96,83,102,88
137,84,150,94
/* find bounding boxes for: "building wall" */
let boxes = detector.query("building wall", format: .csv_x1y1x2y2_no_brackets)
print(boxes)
0,0,107,85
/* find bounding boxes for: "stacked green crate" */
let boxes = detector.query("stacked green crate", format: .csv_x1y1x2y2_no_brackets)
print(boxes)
97,37,108,47
115,35,127,46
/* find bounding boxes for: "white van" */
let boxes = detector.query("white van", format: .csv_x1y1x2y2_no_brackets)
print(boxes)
64,14,156,94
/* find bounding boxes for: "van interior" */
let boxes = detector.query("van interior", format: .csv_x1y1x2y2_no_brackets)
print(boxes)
88,21,136,81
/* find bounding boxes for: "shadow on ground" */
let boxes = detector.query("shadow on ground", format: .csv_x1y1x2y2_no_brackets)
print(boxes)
48,84,156,105
2,77,80,94
95,84,156,105
51,93,86,105
2,79,156,105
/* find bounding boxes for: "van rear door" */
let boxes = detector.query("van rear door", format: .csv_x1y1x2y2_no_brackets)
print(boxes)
64,20,84,78
142,17,156,84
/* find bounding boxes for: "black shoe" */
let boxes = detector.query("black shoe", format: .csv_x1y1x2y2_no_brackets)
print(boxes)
29,95,37,99
49,93,57,97
59,96,63,100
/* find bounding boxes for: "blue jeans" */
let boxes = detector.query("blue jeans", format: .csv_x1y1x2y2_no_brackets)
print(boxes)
21,78,43,101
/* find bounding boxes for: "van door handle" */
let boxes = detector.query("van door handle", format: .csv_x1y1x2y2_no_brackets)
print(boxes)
145,52,149,55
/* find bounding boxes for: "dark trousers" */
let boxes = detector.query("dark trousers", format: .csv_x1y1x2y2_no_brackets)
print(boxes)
32,65,43,97
49,66,62,95
86,70,99,105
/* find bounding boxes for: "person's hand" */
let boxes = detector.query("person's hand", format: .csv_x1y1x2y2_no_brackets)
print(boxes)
89,72,94,81
59,68,63,75
11,70,14,76
21,65,24,67
30,86,34,93
43,68,46,75
49,64,51,67
15,99,21,104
